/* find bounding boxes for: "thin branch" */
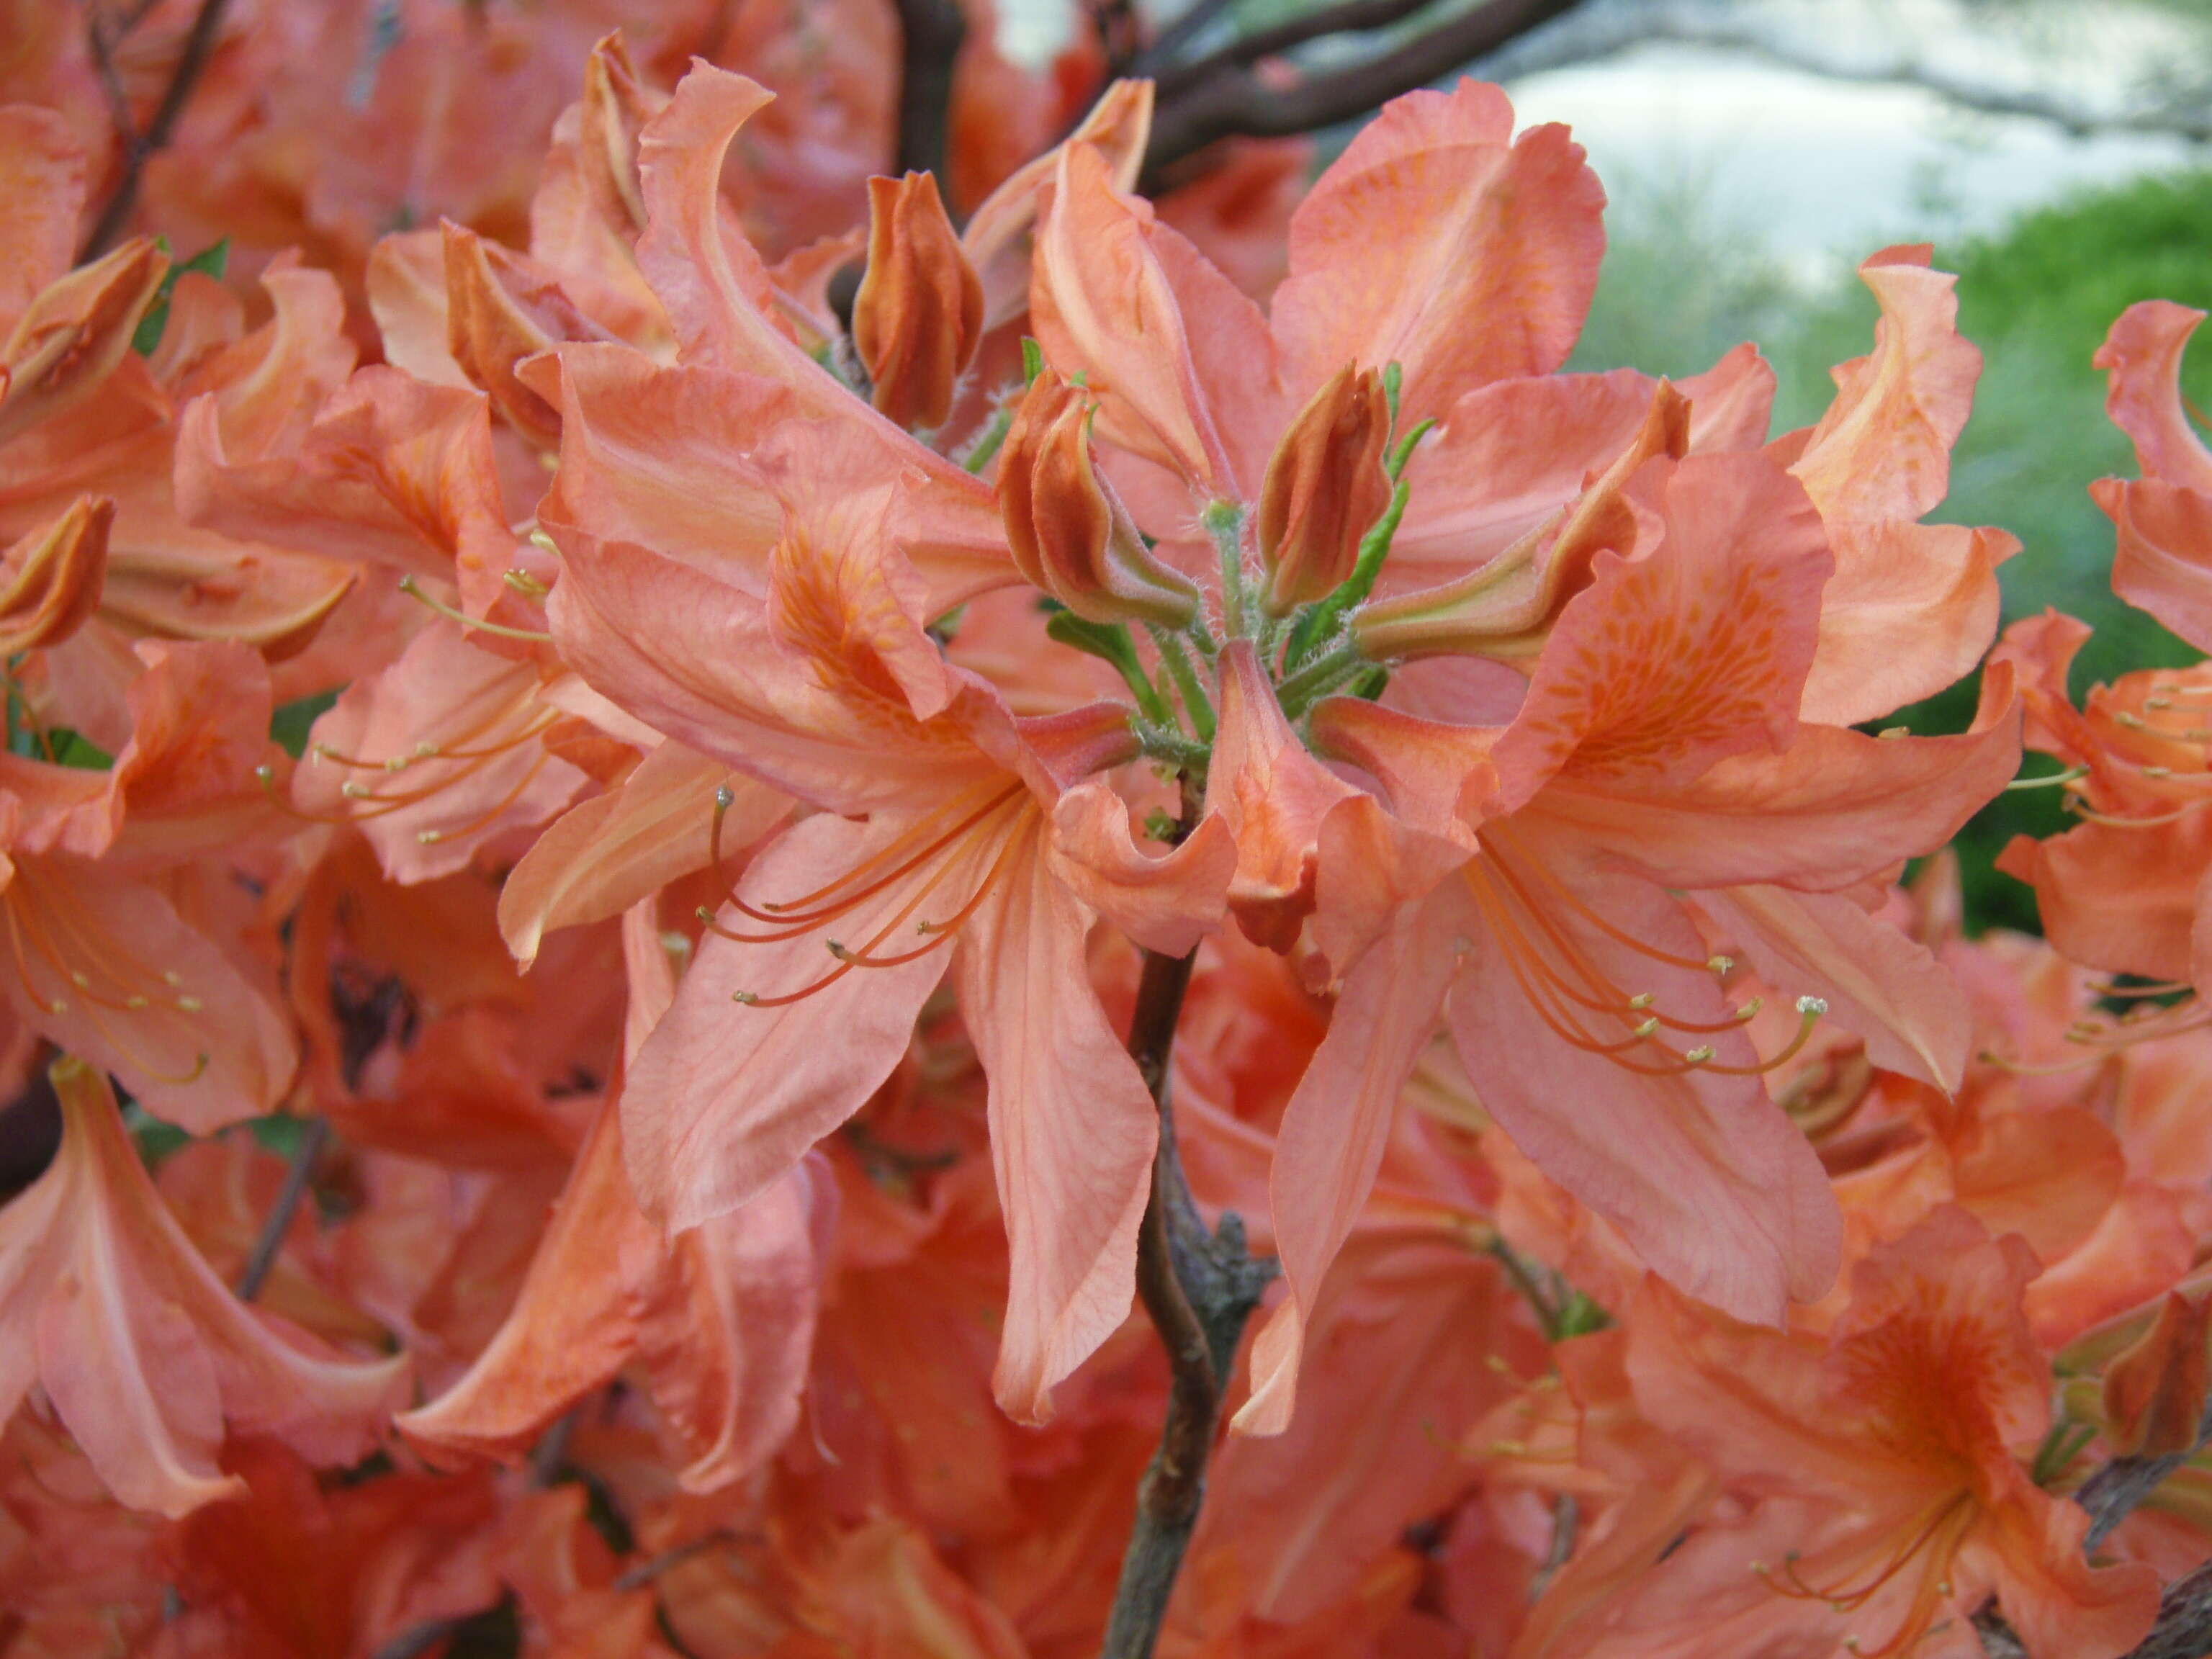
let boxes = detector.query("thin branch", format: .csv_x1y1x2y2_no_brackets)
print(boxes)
1100,788,1275,1659
85,9,142,154
1156,0,1444,95
1143,0,1588,176
2077,1396,2212,1550
2127,1562,2212,1659
1132,0,1240,76
889,0,968,181
235,1116,330,1303
1088,0,1146,80
80,0,235,261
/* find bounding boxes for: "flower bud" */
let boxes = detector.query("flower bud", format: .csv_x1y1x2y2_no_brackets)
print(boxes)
1352,381,1689,663
999,374,1200,628
852,172,984,432
0,238,167,447
574,32,657,236
1257,363,1391,615
444,222,608,448
0,493,108,657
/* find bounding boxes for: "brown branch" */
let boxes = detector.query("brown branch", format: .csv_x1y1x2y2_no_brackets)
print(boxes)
890,0,968,182
1088,0,1146,80
1143,0,1589,177
1100,791,1275,1659
1156,0,1445,96
235,1116,330,1303
80,0,235,261
2077,1397,2212,1550
1133,0,1239,76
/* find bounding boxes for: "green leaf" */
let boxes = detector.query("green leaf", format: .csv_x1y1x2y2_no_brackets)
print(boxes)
270,688,341,760
131,238,229,358
1020,336,1045,386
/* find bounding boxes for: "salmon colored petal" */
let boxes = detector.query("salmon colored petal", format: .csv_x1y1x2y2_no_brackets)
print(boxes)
395,1081,662,1469
1272,80,1605,424
963,78,1152,329
2026,1184,2197,1351
1961,1485,2158,1659
1210,639,1362,951
955,814,1154,1422
1952,1105,2126,1265
500,744,791,968
0,106,83,322
2097,298,2212,492
1382,369,1675,596
640,1155,834,1492
293,624,588,884
0,493,107,658
1799,518,2015,727
1676,341,1778,452
622,809,968,1230
2096,474,2212,655
1790,249,1979,525
366,228,470,389
1452,864,1841,1321
28,1061,407,1516
1531,710,2020,896
1487,451,1832,812
1624,1277,1888,1498
532,345,1011,618
0,238,167,447
1045,779,1233,959
5,856,296,1133
1031,141,1239,495
1996,817,2212,985
1693,883,1971,1090
176,367,525,626
107,638,281,845
528,33,669,346
534,346,802,595
1205,1237,1538,1619
1238,889,1460,1435
443,222,618,446
632,63,811,378
186,261,358,463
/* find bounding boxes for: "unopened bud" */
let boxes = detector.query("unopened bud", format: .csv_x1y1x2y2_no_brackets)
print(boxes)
0,494,107,657
445,223,609,447
0,238,168,446
575,32,659,236
999,373,1200,627
1352,381,1689,663
853,172,984,432
1257,363,1391,615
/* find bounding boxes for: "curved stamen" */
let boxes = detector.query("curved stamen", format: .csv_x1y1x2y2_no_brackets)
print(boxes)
703,782,1020,938
417,750,554,845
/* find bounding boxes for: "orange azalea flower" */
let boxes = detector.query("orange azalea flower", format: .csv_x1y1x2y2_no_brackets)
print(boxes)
1992,610,2212,1012
0,639,297,1128
0,1059,406,1517
552,480,1233,1423
1238,451,2018,1431
399,902,834,1491
1608,1209,2158,1659
0,106,360,717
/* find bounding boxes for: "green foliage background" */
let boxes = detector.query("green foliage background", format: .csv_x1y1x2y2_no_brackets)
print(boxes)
1571,164,2212,931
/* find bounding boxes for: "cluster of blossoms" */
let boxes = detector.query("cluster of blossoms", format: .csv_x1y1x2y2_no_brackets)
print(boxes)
4,3,2212,1656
